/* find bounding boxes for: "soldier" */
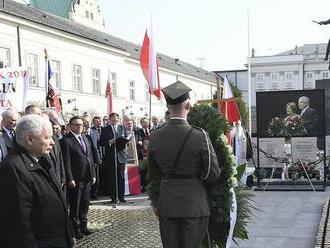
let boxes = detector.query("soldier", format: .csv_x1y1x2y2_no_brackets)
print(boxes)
148,81,221,248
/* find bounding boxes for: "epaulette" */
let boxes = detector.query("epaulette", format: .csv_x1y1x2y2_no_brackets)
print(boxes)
191,125,205,133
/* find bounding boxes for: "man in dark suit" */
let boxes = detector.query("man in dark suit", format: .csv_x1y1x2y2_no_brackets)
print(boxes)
89,116,103,199
0,115,74,248
61,116,97,239
148,81,221,248
1,108,19,152
98,112,128,203
298,96,319,136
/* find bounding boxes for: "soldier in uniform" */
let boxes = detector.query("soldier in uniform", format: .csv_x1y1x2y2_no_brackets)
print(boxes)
148,81,221,248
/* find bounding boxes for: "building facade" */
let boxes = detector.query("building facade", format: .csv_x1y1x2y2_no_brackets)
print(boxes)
215,44,329,133
2,0,216,119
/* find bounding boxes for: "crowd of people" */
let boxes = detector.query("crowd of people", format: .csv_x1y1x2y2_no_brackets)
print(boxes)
0,104,166,247
0,80,221,248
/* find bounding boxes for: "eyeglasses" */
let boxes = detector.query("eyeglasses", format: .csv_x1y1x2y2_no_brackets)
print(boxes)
70,123,83,126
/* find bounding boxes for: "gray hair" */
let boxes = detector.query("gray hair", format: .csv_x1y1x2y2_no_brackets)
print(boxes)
2,109,18,119
298,96,310,104
16,115,52,144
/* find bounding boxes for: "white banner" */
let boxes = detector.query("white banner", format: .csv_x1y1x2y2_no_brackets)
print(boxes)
0,67,29,112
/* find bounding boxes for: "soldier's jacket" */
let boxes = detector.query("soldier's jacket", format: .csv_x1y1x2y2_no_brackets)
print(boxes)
148,118,220,218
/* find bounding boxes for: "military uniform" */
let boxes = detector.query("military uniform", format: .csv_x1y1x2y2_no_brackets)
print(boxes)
148,81,220,248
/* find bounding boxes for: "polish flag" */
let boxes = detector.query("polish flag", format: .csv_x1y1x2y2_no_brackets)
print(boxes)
139,14,161,99
221,76,240,123
105,70,113,115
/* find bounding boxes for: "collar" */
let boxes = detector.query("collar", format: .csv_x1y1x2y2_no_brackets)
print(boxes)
300,106,309,115
3,127,12,136
70,131,82,139
170,117,186,120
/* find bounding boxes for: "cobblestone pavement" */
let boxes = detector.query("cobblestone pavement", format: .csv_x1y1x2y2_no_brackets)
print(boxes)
77,206,162,248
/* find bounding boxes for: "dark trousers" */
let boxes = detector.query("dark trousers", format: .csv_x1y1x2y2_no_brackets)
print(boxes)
109,162,125,200
90,165,99,197
159,217,208,248
68,181,91,235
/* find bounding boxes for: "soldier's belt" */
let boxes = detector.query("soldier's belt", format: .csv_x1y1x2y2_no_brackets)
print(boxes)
163,173,199,179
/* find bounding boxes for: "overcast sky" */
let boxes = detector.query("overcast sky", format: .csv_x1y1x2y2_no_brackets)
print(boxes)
99,0,330,71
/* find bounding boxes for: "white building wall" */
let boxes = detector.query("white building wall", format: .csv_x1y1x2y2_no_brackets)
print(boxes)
0,12,215,120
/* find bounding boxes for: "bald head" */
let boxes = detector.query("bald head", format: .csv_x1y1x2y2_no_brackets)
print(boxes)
2,109,19,130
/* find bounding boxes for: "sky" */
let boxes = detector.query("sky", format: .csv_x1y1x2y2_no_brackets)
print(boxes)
99,0,330,71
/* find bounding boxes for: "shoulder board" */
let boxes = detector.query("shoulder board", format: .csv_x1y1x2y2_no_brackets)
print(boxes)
191,125,205,133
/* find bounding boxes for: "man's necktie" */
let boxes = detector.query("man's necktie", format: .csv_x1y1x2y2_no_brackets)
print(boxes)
78,136,87,153
9,130,15,140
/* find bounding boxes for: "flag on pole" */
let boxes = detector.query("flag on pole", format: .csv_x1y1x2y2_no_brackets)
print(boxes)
105,70,113,115
221,75,240,123
44,49,65,124
139,14,161,99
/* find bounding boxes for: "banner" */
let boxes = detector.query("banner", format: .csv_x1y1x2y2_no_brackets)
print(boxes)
0,67,29,112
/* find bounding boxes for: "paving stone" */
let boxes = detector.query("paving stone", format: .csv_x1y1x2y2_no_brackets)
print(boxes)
77,207,162,248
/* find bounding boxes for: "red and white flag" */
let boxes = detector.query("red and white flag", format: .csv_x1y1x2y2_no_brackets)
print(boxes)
221,75,240,123
139,14,161,99
105,70,113,116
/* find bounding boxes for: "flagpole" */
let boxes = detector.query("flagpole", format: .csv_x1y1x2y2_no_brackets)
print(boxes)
44,49,49,108
149,93,152,129
247,10,252,135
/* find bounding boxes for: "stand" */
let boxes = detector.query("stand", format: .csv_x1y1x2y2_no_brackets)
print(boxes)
257,136,325,192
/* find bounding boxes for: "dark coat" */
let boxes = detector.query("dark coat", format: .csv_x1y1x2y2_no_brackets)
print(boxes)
49,136,66,187
300,107,319,136
98,124,128,165
1,128,14,151
60,132,96,183
148,119,220,218
0,144,72,248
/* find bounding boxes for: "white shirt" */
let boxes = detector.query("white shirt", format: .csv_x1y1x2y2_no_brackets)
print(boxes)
70,131,83,144
170,117,186,121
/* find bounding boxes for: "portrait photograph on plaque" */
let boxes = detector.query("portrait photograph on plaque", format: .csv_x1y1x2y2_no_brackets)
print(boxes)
256,89,325,138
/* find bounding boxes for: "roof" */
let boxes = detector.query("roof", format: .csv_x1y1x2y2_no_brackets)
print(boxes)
0,0,216,83
29,0,72,18
276,43,327,56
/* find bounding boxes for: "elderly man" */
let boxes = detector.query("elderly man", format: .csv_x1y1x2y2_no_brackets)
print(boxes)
151,115,160,130
148,81,220,248
298,96,319,136
0,115,74,248
1,108,19,151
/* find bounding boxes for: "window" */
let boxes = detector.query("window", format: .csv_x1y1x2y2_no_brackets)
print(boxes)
50,60,61,89
90,13,94,20
111,72,117,96
0,47,10,68
72,65,82,92
256,73,264,82
129,80,135,100
92,69,100,94
270,72,279,81
322,71,329,79
285,72,293,80
27,53,38,86
85,11,89,18
306,72,314,79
